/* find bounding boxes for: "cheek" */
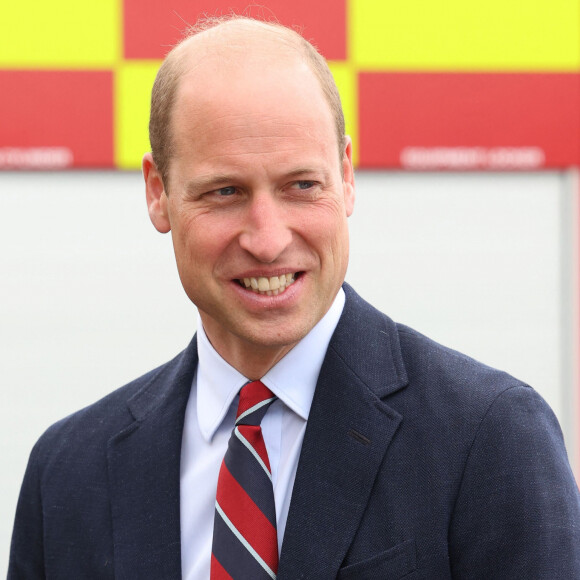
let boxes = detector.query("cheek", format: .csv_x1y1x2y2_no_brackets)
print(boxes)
313,205,350,245
323,213,350,267
302,220,349,277
171,216,240,276
169,223,206,279
299,197,345,232
170,211,213,252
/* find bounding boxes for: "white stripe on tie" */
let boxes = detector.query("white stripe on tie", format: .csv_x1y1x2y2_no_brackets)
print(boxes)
236,397,277,425
215,501,277,579
234,427,272,480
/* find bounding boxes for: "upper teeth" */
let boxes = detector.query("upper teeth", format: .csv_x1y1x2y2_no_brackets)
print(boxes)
242,273,296,295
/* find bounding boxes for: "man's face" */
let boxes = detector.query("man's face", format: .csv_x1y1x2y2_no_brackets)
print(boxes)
145,50,355,367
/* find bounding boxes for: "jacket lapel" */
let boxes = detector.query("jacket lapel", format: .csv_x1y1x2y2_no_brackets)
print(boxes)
107,338,198,579
278,285,408,579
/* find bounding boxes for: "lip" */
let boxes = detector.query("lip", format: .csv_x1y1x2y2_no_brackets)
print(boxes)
234,269,300,280
230,272,304,309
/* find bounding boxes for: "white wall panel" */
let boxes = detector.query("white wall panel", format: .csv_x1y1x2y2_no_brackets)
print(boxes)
1,170,576,574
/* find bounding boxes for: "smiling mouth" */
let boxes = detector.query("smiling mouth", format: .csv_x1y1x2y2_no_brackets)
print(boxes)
238,273,298,296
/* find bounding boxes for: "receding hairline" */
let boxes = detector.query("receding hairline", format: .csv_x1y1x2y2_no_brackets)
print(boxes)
169,20,323,104
176,17,311,60
148,15,346,187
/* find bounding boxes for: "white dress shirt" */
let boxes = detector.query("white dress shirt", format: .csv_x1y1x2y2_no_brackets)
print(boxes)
180,288,345,580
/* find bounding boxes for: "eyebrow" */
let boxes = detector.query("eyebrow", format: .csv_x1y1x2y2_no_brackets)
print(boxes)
283,167,329,180
185,174,238,194
185,167,330,194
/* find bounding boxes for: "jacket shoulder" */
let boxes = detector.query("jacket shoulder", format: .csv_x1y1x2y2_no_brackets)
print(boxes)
35,341,195,461
395,322,528,411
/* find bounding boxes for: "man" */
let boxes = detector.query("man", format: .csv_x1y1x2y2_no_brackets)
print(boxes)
9,16,580,579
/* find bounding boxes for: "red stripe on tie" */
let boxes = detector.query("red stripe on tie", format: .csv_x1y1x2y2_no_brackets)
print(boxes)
216,463,278,572
236,381,273,417
210,554,233,579
239,425,271,472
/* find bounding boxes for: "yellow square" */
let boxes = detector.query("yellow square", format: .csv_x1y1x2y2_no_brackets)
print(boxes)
0,0,121,68
350,0,580,71
115,61,160,169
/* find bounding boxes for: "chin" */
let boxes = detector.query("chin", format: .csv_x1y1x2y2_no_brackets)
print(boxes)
238,322,311,350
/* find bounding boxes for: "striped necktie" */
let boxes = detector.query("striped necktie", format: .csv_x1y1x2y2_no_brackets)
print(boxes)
211,380,278,579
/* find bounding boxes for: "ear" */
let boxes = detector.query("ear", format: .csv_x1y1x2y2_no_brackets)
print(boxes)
342,136,355,217
143,152,171,233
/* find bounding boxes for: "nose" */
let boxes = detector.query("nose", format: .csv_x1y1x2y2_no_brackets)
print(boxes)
238,193,292,263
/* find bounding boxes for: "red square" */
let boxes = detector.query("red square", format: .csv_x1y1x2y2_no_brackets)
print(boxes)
358,72,580,169
0,70,114,168
123,0,346,60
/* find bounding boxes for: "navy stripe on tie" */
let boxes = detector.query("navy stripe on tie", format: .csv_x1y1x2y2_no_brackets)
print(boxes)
213,503,275,579
236,398,275,426
224,435,277,527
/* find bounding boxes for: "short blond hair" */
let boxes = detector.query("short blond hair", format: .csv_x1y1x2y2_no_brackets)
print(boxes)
148,15,346,188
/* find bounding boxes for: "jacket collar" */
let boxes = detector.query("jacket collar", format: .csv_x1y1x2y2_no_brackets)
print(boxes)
278,283,408,578
107,337,198,578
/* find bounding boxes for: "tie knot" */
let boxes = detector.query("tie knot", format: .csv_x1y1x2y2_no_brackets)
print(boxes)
236,380,276,426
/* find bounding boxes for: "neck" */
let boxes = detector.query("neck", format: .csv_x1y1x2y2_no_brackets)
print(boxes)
201,324,298,380
216,342,296,380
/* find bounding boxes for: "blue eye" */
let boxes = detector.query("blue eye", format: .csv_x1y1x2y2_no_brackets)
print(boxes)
296,181,314,190
217,186,236,196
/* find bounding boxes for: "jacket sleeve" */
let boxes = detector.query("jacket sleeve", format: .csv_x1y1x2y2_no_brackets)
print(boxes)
449,385,580,579
8,440,46,579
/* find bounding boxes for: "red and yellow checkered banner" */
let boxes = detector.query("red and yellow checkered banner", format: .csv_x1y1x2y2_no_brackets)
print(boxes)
0,0,579,169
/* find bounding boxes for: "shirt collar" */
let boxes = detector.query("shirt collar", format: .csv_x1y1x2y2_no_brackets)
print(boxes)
196,287,345,441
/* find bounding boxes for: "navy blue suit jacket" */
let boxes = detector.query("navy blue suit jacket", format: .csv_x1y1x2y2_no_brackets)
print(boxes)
9,285,580,578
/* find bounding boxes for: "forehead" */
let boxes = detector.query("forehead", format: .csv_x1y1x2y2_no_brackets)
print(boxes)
170,42,337,168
